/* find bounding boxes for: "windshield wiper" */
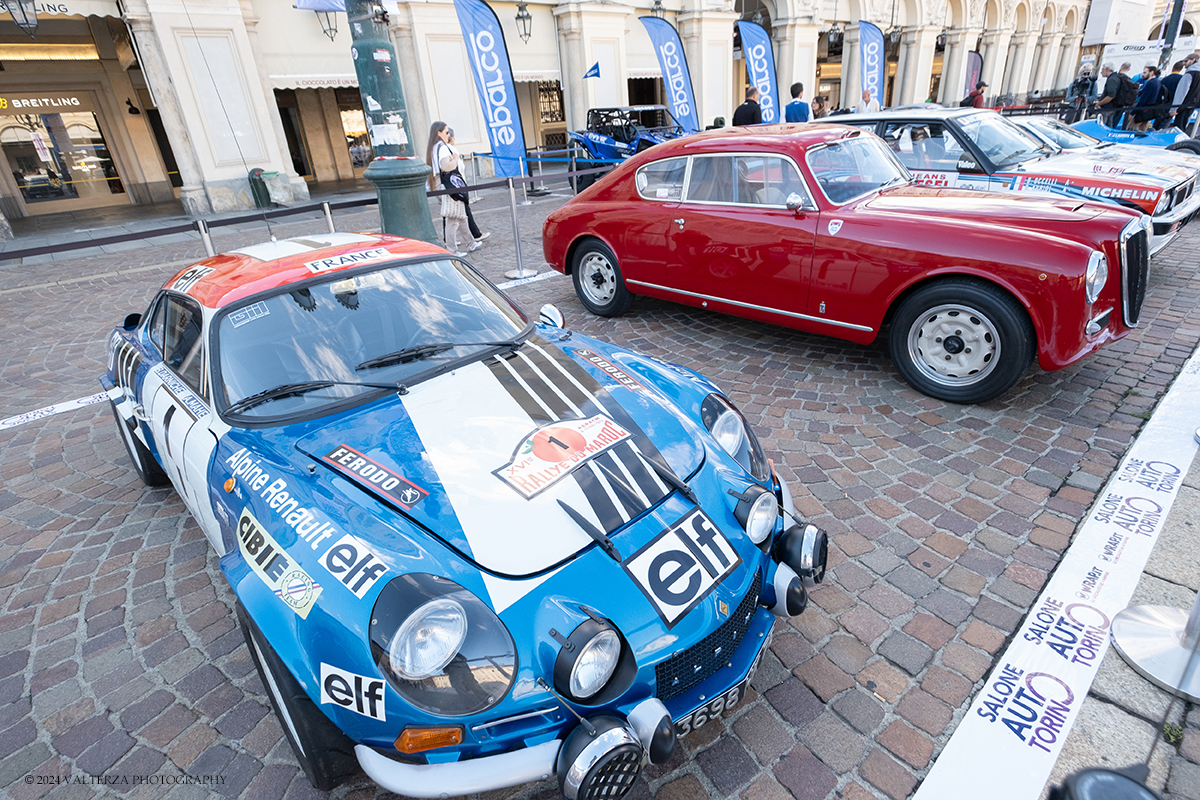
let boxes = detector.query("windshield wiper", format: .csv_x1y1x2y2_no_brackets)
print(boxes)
226,379,405,414
355,338,523,371
557,499,622,563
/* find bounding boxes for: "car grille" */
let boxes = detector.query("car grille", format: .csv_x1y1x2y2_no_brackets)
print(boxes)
655,570,762,703
1122,226,1150,327
1175,178,1195,211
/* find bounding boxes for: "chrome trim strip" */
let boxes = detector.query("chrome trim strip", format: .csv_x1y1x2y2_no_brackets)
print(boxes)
625,280,875,332
1118,216,1151,328
470,707,561,733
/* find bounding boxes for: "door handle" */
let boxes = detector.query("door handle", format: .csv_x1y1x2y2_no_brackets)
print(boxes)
133,405,148,422
673,218,685,229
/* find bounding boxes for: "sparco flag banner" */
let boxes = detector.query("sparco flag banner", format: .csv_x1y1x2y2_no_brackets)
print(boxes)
640,16,700,133
737,21,779,123
452,0,527,177
914,347,1200,800
859,20,885,105
965,50,983,98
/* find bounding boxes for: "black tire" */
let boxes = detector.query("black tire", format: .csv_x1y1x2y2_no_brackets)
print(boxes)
571,239,634,317
110,400,170,487
573,169,598,194
1166,140,1200,155
238,604,359,791
887,278,1035,404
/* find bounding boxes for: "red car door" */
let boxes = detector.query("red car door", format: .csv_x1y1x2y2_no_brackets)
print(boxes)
663,154,819,321
604,156,688,286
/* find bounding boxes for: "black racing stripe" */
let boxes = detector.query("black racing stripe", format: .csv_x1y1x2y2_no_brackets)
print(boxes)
486,356,551,424
573,465,625,534
593,452,648,517
522,343,595,414
611,440,667,505
162,404,176,456
508,351,576,420
535,343,670,469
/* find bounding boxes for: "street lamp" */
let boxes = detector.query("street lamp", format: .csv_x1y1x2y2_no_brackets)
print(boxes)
826,21,843,44
886,0,901,43
515,3,532,43
315,10,337,41
8,0,39,38
651,0,665,19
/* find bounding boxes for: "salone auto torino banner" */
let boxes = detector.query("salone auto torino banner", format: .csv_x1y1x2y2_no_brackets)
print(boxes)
916,348,1200,798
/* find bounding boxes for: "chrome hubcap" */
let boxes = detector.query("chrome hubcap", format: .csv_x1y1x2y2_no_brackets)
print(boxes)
907,303,1000,386
578,252,616,305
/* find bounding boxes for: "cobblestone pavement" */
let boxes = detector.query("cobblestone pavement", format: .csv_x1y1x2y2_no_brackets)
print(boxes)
2,189,1199,800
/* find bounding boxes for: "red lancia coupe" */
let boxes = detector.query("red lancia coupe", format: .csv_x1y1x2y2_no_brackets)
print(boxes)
542,125,1150,405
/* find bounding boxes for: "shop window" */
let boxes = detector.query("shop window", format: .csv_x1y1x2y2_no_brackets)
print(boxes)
336,87,372,169
274,89,312,177
538,81,564,124
1,111,124,204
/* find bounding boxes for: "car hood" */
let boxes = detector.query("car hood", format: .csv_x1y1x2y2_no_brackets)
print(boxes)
865,185,1106,221
1010,149,1195,187
294,337,704,578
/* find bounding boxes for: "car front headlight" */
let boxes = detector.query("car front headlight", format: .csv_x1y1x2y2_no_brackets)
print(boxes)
1085,250,1108,305
554,616,633,703
372,574,517,716
701,394,770,482
732,484,779,544
1153,189,1173,216
389,597,468,679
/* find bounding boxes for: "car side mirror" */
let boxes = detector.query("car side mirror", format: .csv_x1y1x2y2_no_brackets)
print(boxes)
957,155,985,174
786,193,813,215
539,304,566,328
123,313,142,330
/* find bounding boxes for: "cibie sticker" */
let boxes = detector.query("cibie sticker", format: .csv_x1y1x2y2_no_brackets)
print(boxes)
495,414,632,499
622,509,741,627
320,663,386,721
238,508,322,618
304,247,393,274
827,219,843,236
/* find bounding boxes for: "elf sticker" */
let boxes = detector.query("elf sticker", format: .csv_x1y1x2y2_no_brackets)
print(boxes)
494,414,632,499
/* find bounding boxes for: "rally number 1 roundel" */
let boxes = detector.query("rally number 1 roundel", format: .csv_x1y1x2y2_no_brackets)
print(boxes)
530,426,588,462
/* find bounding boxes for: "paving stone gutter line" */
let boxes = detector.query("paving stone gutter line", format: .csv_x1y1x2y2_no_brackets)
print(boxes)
0,195,1199,800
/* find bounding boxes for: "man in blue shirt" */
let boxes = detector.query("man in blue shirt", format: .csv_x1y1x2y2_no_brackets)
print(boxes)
785,82,811,122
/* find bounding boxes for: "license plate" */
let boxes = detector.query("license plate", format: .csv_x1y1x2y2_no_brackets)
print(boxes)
672,646,764,737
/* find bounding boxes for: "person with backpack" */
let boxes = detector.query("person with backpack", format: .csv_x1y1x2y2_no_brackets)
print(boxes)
961,81,987,108
1171,53,1200,133
1133,65,1162,131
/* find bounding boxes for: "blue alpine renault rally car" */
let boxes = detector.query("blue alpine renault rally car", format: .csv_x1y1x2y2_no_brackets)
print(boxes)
102,232,829,798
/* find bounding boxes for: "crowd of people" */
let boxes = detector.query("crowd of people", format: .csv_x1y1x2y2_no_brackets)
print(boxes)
1065,54,1200,132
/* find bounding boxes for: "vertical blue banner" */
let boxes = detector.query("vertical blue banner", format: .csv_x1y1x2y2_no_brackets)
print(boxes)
640,16,700,134
859,21,885,107
737,21,779,123
452,0,527,177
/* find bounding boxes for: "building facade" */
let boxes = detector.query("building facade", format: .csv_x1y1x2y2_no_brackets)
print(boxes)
0,0,1117,219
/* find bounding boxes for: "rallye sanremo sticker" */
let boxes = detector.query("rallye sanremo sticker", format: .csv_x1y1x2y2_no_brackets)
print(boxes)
494,414,632,499
304,247,393,274
238,508,322,618
623,509,741,627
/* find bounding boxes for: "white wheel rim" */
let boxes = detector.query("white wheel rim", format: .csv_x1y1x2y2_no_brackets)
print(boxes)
906,303,1001,387
579,252,617,305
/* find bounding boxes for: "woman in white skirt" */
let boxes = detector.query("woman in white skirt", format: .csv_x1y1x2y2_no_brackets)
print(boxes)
425,122,481,257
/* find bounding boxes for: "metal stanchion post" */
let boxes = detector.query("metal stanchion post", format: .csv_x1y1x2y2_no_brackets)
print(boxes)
322,202,336,234
196,219,215,257
503,177,537,280
1112,589,1200,702
520,156,532,206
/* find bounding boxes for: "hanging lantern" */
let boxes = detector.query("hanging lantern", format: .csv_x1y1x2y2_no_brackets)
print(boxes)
8,0,39,39
515,3,532,44
315,10,338,41
651,0,665,18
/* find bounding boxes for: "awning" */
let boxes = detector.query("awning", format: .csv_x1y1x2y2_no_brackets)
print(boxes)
513,70,562,83
627,68,663,79
270,74,358,90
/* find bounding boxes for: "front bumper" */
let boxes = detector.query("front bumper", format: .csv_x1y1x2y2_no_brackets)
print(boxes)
357,741,560,799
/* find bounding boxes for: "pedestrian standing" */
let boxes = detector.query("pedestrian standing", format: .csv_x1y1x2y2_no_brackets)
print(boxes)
811,96,828,119
855,89,881,113
784,82,811,122
966,81,988,108
1064,69,1094,123
1133,65,1162,131
1156,60,1185,129
426,122,479,257
1095,64,1122,126
732,87,762,126
1171,53,1200,133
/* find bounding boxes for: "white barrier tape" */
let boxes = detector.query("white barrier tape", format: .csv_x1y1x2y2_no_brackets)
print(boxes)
916,348,1200,799
0,392,108,431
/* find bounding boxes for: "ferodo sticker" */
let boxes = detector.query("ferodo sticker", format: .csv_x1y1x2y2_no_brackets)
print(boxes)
322,444,429,509
237,508,322,618
575,349,645,392
622,509,741,627
320,663,386,721
494,414,632,499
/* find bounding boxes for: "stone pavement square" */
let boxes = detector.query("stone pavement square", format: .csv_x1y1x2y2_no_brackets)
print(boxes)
1,190,1199,799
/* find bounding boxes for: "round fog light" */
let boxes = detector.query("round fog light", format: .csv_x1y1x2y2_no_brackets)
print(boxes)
733,485,778,544
557,715,643,800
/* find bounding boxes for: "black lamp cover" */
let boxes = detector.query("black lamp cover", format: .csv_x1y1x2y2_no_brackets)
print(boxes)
516,2,532,43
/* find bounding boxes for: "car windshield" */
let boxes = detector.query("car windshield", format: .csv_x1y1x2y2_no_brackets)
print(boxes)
957,112,1049,167
805,135,910,203
216,257,527,420
1025,118,1099,150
